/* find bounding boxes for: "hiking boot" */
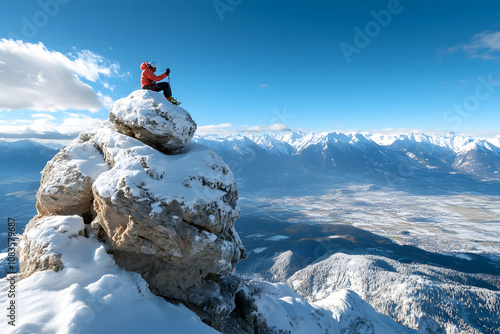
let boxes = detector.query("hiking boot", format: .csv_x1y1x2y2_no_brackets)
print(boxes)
168,96,180,105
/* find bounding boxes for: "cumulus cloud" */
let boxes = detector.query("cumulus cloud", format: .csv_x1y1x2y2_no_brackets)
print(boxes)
0,114,103,139
57,114,103,135
196,123,234,136
243,123,291,133
65,48,122,81
196,123,292,136
0,39,124,111
31,113,55,120
445,30,500,60
97,92,115,109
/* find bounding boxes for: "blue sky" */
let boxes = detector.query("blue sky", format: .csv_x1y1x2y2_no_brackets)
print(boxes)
1,0,500,140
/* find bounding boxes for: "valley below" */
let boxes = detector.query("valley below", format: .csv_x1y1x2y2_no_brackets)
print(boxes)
237,173,500,260
235,173,500,333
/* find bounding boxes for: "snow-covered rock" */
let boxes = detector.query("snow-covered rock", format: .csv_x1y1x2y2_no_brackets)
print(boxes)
109,90,197,152
16,90,248,331
17,215,83,278
86,123,246,318
2,215,219,334
36,139,108,222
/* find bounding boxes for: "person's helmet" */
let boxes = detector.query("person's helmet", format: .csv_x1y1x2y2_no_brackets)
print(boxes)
148,61,157,69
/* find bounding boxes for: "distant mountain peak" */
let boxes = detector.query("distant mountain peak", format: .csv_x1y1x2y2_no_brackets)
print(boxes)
193,131,500,181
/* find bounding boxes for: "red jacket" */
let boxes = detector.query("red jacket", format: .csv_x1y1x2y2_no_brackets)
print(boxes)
140,62,167,88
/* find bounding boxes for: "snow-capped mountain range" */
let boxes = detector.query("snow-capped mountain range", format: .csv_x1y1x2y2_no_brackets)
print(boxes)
196,131,500,156
194,131,500,182
0,139,59,173
1,131,498,180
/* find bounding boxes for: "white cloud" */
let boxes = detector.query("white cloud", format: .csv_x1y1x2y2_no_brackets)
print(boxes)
268,123,291,131
196,122,292,136
31,113,55,120
57,115,103,135
0,114,104,139
445,30,500,60
196,123,233,136
0,39,124,112
259,83,269,88
97,92,115,110
65,49,120,81
243,125,262,132
102,81,115,91
243,123,291,133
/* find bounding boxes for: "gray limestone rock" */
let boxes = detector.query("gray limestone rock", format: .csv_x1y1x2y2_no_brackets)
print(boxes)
18,215,85,279
89,125,246,318
36,138,108,222
109,89,197,153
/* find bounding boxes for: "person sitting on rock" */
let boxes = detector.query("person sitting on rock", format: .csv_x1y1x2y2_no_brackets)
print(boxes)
140,61,179,105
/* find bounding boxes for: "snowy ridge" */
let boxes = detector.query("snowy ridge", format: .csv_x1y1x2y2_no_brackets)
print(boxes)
0,139,59,172
193,131,500,180
250,281,415,334
288,252,500,333
197,131,500,157
369,132,500,155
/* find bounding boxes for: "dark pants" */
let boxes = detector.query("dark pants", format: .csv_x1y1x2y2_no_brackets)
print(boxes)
142,82,172,100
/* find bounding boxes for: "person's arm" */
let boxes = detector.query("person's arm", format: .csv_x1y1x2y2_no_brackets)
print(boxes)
145,69,167,82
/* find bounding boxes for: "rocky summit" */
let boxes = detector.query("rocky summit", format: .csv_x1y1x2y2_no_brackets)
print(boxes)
109,89,197,153
19,90,248,329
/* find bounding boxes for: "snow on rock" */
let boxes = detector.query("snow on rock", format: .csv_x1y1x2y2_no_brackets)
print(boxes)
109,90,197,152
17,92,248,331
90,123,241,236
86,123,247,318
17,215,83,279
36,139,108,222
1,215,219,334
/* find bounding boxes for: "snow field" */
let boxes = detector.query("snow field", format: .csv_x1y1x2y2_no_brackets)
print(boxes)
0,215,219,334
